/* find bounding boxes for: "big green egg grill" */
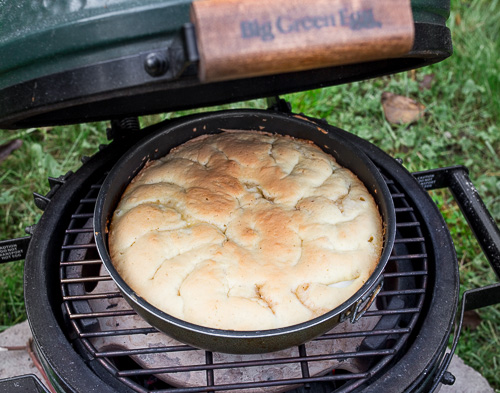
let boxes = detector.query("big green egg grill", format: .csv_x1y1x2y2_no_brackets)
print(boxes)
1,1,500,393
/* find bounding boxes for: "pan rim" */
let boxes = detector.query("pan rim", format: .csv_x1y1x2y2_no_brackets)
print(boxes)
94,108,396,348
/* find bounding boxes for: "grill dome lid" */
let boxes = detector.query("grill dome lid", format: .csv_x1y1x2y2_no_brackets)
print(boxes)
0,0,451,129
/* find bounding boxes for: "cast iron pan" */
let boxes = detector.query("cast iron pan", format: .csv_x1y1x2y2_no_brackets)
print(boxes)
94,109,396,354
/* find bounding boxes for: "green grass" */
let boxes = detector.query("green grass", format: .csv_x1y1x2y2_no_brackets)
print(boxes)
0,124,109,329
1,0,499,389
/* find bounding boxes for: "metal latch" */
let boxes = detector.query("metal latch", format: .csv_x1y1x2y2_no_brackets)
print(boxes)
33,172,73,212
340,276,384,323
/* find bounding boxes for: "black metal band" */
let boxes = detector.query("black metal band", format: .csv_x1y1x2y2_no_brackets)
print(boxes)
0,23,451,129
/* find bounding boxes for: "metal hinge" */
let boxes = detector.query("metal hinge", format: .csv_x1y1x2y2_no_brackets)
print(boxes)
33,171,74,211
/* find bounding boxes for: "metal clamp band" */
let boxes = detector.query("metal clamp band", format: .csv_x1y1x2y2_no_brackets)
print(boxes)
340,276,384,323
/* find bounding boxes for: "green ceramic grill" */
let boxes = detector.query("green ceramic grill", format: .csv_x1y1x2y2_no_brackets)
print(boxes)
0,0,451,128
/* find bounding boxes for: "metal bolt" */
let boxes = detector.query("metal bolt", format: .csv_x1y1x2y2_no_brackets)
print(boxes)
441,371,456,386
144,53,168,77
25,225,36,235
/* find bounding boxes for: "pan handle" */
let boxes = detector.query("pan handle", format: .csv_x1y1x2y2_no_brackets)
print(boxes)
412,165,500,390
413,165,500,280
0,236,31,263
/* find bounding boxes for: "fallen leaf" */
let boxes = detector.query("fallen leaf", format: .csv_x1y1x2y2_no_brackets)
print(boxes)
419,74,435,91
462,310,482,330
381,92,426,124
0,139,23,164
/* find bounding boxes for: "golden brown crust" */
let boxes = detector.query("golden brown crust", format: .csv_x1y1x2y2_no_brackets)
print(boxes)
109,131,383,330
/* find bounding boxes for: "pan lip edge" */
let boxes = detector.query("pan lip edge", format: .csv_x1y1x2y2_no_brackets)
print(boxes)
94,108,396,347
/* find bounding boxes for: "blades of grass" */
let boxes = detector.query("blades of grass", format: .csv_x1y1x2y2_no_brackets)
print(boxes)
0,128,38,146
59,128,85,169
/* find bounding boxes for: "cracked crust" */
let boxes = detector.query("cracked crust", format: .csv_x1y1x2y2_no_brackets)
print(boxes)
109,131,383,330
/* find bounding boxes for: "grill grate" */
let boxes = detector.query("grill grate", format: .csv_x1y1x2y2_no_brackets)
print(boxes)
59,169,428,393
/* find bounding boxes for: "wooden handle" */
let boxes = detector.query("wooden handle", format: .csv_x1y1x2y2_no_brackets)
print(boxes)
191,0,415,83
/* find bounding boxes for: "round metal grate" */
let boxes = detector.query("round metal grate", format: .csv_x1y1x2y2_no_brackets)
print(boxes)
59,168,428,393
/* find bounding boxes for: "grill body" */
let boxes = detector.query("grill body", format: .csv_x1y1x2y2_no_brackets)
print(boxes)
24,112,459,393
1,1,471,390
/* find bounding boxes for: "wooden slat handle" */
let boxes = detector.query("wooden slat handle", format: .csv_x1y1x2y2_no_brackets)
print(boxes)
191,0,415,83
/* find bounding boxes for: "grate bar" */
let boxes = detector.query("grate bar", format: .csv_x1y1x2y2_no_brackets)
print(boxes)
394,207,414,213
298,344,311,386
396,222,421,228
70,213,94,219
378,289,426,296
61,276,111,284
60,259,103,266
65,228,94,234
61,243,96,250
152,373,371,393
69,309,136,319
394,237,425,243
316,327,411,341
62,292,122,301
364,308,420,317
116,349,396,377
79,327,159,338
96,345,202,358
389,253,427,260
206,351,215,389
94,327,413,358
116,378,148,393
383,270,427,278
80,198,98,204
